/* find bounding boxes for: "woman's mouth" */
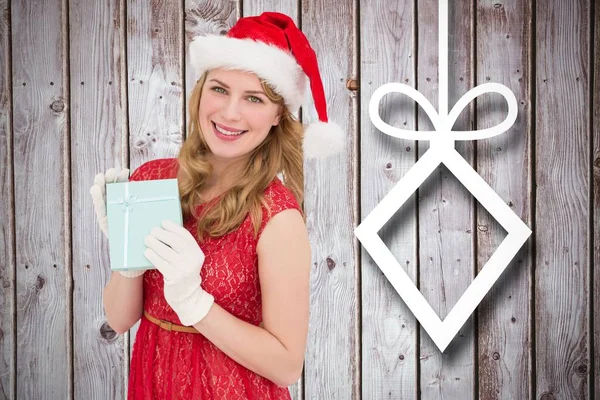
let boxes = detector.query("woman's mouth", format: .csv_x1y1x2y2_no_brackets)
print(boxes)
212,122,247,141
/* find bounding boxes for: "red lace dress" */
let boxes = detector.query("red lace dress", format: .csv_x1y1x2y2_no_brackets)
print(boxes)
126,158,300,399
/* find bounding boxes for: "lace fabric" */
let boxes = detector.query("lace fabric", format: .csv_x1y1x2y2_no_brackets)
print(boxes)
126,158,299,399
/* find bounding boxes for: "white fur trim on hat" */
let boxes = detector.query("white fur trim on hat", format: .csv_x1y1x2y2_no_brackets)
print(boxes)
303,121,345,159
189,35,308,112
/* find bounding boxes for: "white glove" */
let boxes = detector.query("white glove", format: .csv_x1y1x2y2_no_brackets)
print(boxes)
89,168,130,238
143,220,214,325
89,167,143,278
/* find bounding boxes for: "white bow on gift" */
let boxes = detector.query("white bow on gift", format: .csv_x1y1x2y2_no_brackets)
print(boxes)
354,0,532,352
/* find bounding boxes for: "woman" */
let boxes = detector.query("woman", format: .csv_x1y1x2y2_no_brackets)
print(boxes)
91,12,342,399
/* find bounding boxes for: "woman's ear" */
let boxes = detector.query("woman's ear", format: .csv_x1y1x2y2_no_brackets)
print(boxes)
272,111,282,126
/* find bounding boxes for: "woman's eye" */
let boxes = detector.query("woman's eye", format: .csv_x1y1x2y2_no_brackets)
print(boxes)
210,87,262,103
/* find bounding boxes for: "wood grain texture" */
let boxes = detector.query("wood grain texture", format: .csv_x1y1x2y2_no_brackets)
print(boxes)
535,0,592,398
69,0,127,398
242,0,291,18
360,1,418,398
127,0,184,161
0,1,15,398
300,0,359,399
592,0,599,397
475,1,533,399
126,0,184,366
11,0,69,398
416,1,476,398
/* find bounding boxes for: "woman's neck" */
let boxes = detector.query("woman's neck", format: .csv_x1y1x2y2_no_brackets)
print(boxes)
200,155,247,201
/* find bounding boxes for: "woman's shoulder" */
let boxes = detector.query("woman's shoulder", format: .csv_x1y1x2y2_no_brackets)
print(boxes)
258,176,302,223
255,177,303,240
129,158,179,181
263,177,300,208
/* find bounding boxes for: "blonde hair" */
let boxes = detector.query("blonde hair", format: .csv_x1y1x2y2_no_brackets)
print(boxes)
177,70,305,241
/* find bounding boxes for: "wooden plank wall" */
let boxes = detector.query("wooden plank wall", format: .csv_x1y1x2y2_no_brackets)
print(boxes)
0,1,14,398
70,0,127,399
476,1,532,398
360,1,418,398
0,0,598,399
10,2,70,400
535,1,592,398
593,0,600,395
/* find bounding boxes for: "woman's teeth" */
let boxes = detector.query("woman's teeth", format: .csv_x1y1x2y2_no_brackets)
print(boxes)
214,122,246,136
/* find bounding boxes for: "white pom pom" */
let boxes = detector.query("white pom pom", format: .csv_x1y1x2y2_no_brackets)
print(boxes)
303,121,345,159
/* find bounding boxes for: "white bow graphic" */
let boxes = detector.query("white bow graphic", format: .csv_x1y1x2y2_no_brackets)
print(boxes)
369,81,517,141
355,0,532,352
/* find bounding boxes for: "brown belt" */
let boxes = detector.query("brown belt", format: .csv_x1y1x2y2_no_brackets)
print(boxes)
143,310,200,334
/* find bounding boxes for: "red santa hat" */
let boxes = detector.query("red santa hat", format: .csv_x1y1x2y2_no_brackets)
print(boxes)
188,12,344,159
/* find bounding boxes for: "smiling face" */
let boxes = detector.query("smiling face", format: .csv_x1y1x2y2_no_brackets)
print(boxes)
198,68,282,166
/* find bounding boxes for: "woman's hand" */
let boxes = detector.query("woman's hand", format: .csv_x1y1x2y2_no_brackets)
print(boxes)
144,220,214,326
89,168,130,238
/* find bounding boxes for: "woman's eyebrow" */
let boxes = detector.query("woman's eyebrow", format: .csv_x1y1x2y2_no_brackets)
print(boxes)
209,79,266,95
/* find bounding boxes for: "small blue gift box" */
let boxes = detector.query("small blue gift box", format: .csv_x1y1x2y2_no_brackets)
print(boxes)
106,179,183,271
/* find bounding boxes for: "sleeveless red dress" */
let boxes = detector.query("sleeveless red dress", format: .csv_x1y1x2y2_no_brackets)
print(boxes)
126,158,300,399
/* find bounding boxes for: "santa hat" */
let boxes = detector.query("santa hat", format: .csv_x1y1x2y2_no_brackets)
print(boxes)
188,12,344,159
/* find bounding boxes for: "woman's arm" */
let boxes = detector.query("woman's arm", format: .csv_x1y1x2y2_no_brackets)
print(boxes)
102,272,145,334
193,208,311,387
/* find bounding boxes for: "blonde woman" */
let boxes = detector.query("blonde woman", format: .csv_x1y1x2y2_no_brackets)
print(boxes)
91,12,342,399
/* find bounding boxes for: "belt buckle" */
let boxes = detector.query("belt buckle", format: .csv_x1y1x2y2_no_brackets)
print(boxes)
160,319,173,331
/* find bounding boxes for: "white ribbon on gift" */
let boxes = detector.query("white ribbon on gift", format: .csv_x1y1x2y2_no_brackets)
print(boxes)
107,183,178,269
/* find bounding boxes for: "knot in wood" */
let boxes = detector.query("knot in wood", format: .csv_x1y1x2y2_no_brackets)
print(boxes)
51,100,65,112
100,322,117,341
326,257,336,271
35,275,45,291
134,138,149,149
346,79,358,91
575,361,587,375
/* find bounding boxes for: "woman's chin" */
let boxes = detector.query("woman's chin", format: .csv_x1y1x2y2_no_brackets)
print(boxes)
205,148,246,162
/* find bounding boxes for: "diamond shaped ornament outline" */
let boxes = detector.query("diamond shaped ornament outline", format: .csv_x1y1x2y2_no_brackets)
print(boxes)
355,0,532,352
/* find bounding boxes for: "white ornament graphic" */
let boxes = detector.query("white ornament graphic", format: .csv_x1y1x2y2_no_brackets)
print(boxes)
354,0,532,352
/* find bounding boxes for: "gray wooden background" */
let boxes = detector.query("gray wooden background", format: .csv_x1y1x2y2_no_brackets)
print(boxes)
1,0,598,399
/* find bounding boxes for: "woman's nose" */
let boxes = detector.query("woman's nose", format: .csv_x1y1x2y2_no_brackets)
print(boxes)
220,98,242,121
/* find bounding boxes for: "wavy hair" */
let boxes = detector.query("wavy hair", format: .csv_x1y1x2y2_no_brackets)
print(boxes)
177,70,305,241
